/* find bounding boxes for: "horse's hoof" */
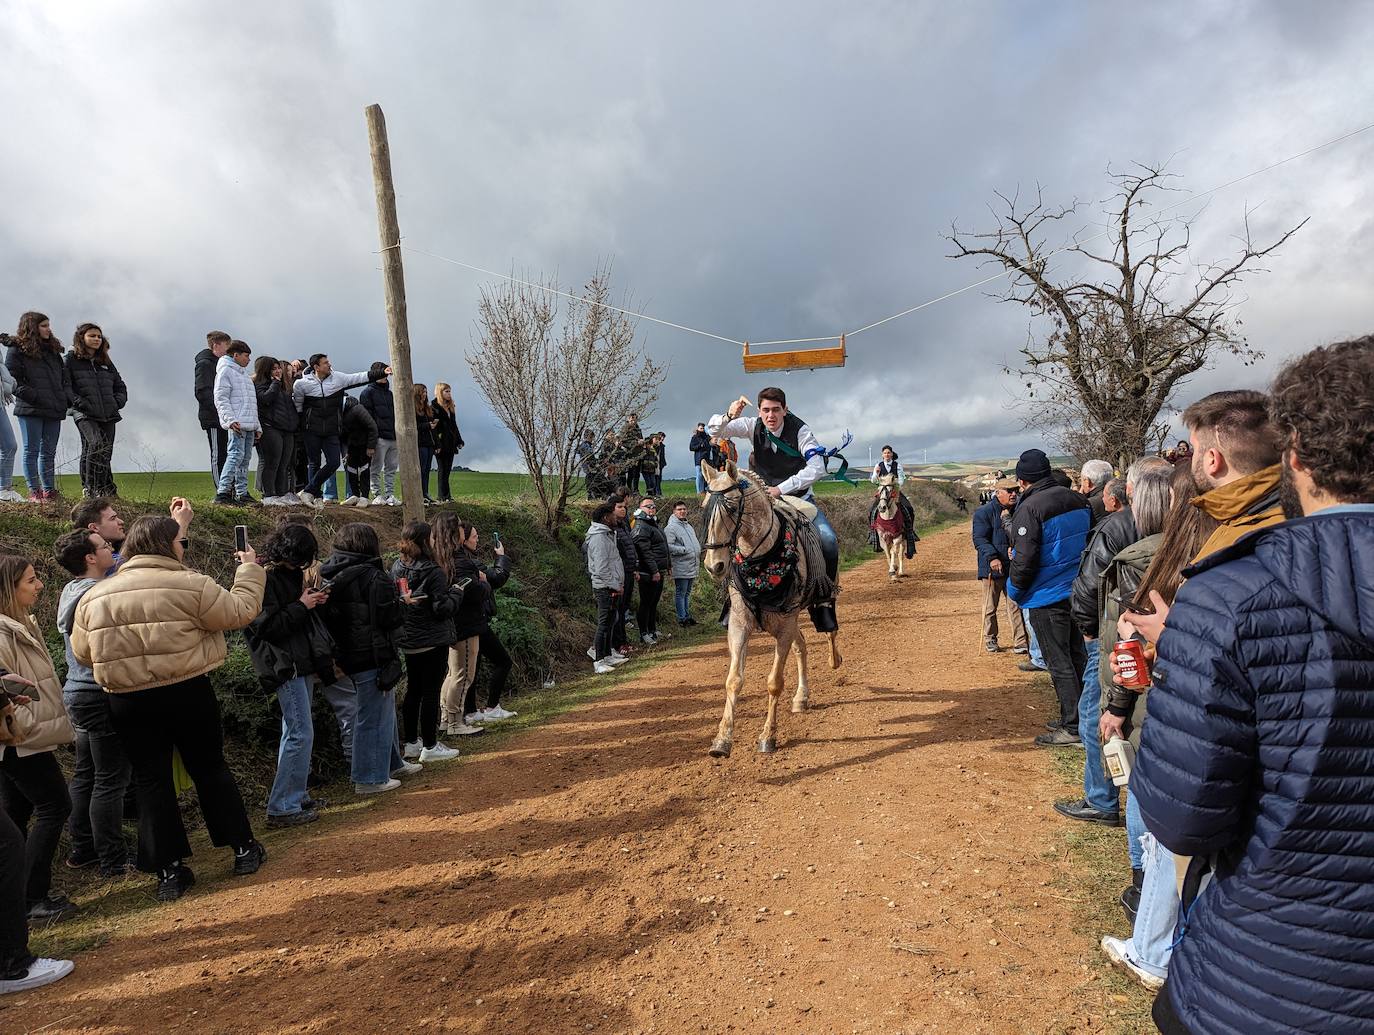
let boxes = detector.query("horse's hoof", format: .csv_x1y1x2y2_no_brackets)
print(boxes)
708,740,732,758
758,739,776,754
791,701,808,714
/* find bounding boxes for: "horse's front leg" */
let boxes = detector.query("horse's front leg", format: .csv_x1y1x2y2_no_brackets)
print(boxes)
791,631,810,714
710,599,750,757
897,539,906,578
760,621,794,753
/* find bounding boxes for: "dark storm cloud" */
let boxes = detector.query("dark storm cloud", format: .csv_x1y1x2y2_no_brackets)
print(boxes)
1,0,1371,479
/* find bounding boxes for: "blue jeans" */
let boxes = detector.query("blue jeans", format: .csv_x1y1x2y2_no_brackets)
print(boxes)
0,407,16,489
216,428,255,497
808,500,839,579
1126,832,1178,978
1028,622,1047,669
17,416,60,494
266,676,314,816
674,577,694,621
350,669,396,785
304,431,341,497
320,677,356,763
1079,639,1118,814
695,469,707,494
1125,791,1146,870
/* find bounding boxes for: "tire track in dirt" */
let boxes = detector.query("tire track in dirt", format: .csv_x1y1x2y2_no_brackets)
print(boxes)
4,525,1114,1034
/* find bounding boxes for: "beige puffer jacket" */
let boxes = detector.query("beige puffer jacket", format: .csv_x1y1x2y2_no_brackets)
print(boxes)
73,555,266,693
0,614,75,755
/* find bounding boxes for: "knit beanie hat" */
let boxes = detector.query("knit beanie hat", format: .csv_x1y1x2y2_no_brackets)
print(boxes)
1015,448,1051,483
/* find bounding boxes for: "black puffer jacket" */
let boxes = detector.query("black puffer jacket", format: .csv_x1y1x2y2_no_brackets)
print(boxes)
256,380,298,432
1070,507,1138,637
632,514,671,575
359,382,395,440
244,566,336,691
318,550,403,675
65,352,127,423
613,520,637,577
414,409,435,450
193,348,219,430
389,557,463,651
4,341,72,420
341,398,378,452
447,552,510,639
433,407,463,456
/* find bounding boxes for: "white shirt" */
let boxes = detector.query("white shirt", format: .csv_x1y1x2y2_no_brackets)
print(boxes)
292,369,374,412
871,460,904,484
706,412,826,496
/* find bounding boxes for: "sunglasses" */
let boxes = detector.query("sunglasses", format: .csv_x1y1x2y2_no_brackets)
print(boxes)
177,538,190,549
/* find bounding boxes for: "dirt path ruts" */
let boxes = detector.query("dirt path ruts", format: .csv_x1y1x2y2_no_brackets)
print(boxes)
5,525,1111,1034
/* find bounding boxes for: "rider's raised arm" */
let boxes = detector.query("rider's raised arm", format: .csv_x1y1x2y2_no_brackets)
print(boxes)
869,463,882,484
777,422,827,497
706,412,754,440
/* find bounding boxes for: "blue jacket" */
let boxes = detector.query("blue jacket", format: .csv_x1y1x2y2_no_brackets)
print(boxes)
970,498,1011,580
1006,479,1090,609
1132,508,1374,1034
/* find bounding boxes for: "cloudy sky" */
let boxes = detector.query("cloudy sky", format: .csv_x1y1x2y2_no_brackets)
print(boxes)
2,0,1371,479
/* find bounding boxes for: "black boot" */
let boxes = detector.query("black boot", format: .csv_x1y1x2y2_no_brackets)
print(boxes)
1120,868,1144,922
808,603,838,633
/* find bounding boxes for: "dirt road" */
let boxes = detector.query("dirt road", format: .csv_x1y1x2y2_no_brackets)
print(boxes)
5,525,1131,1034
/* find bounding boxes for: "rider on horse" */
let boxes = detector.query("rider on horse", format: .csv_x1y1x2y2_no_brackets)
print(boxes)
868,445,917,559
707,386,840,632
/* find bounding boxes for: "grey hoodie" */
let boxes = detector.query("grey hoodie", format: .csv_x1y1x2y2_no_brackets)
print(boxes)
665,514,701,579
58,577,100,692
584,522,623,591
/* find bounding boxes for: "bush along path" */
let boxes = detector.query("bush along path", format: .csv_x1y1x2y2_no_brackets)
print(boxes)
6,524,1153,1033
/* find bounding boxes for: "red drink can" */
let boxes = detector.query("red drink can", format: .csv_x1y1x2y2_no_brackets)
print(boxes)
1113,639,1151,690
396,576,410,596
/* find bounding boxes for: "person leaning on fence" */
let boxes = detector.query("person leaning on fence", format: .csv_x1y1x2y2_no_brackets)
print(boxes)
71,513,268,902
584,502,626,674
0,554,76,922
53,529,132,879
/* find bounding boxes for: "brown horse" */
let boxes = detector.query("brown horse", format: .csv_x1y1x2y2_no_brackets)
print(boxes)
700,459,842,756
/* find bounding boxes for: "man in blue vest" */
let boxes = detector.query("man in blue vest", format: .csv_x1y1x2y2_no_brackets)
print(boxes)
707,386,839,631
1007,447,1092,746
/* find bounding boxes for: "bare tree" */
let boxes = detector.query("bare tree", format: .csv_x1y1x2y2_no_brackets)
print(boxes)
948,165,1306,467
467,266,665,533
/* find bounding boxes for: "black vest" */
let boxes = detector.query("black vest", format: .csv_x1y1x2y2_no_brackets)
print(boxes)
876,460,899,478
751,413,807,494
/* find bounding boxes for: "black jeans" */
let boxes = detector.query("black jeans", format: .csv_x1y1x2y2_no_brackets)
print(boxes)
107,676,254,872
1028,600,1087,734
625,468,641,495
434,451,455,500
637,573,664,636
462,628,513,714
205,426,228,489
75,418,118,496
0,807,30,970
614,566,634,649
303,431,342,497
343,444,371,499
0,749,71,905
418,446,433,499
256,428,292,498
401,646,447,748
593,587,617,660
65,689,132,870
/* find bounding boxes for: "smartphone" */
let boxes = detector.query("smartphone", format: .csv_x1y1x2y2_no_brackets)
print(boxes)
455,577,474,592
316,578,333,593
1123,599,1157,616
0,674,28,703
234,525,249,554
492,531,502,546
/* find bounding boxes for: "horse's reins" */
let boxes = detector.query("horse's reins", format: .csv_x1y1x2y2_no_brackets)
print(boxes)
702,477,780,563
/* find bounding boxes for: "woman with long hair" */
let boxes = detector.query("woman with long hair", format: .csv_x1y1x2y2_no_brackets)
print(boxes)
413,384,436,504
252,355,298,505
2,313,71,500
0,554,76,921
392,521,463,761
431,383,464,503
433,514,515,726
72,515,267,901
318,523,407,794
246,523,335,827
65,324,127,499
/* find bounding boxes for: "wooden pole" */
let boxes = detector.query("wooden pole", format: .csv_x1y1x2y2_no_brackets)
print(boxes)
365,103,424,522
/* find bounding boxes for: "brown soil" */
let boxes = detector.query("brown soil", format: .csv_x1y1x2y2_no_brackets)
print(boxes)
5,526,1122,1034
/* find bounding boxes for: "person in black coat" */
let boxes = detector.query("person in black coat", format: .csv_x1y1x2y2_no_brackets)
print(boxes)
433,514,515,725
340,397,377,505
65,324,128,499
194,332,231,490
431,383,464,502
3,312,72,500
632,498,670,643
251,357,299,503
411,385,437,503
390,521,463,760
609,492,637,652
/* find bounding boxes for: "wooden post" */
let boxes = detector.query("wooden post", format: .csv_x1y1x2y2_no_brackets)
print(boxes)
365,103,424,522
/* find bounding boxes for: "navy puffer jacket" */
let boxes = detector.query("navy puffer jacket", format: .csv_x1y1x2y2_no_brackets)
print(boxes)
970,497,1011,580
1132,508,1374,1034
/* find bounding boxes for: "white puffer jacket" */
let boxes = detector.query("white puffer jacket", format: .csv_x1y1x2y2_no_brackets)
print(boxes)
213,354,259,432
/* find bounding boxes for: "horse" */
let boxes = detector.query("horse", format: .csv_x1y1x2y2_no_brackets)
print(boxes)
872,475,906,581
699,459,842,757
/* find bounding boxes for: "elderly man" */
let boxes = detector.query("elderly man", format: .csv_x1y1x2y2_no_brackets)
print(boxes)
972,478,1027,653
1079,459,1114,525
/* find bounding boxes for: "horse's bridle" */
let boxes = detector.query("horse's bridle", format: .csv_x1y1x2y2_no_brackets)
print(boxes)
702,477,778,562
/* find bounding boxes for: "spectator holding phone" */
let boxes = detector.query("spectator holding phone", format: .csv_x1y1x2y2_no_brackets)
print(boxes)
71,515,267,901
0,555,76,921
433,515,515,725
392,521,463,761
53,530,131,878
246,523,336,828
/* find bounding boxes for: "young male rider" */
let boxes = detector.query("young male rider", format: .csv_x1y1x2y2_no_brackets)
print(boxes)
706,386,839,631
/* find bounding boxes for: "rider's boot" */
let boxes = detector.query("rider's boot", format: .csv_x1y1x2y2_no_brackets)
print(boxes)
808,603,839,633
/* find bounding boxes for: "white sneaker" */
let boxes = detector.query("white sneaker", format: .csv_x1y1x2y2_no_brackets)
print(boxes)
641,633,658,645
0,956,75,994
481,706,517,721
464,712,486,724
607,651,629,666
386,495,401,507
402,739,422,760
354,496,370,508
370,495,386,506
297,491,317,507
1100,935,1165,991
391,761,422,777
594,660,616,675
419,741,460,762
355,778,401,795
281,492,303,505
445,722,486,737
0,488,29,503
342,495,360,506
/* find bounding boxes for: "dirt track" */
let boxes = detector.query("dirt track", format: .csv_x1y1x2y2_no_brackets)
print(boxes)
5,525,1120,1034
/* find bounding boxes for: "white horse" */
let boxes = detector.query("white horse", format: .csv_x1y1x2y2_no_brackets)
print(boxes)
872,476,906,581
700,460,842,756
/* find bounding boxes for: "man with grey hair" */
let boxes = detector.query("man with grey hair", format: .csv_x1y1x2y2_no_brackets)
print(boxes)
1079,458,1115,525
1103,477,1128,514
1055,455,1172,825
